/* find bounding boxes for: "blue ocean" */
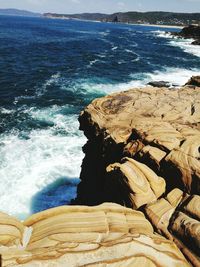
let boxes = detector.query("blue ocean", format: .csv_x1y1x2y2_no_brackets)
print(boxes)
0,15,199,219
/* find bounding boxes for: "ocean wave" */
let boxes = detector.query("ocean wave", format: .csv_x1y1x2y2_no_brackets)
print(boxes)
153,30,200,58
88,59,100,67
111,46,118,51
65,66,199,97
169,39,200,58
14,72,61,102
0,106,86,219
130,67,200,87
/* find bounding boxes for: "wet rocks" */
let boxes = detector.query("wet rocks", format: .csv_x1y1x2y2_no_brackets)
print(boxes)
185,76,200,87
172,25,200,45
148,81,171,87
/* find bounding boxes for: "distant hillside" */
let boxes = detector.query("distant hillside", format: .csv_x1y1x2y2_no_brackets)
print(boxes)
0,8,41,17
44,11,200,26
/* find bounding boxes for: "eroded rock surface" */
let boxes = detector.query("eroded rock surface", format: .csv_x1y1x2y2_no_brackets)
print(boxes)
106,157,166,209
74,85,200,265
78,86,200,200
185,76,200,87
145,189,200,266
0,203,190,267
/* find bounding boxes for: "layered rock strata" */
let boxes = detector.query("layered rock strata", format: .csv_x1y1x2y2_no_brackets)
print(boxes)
75,85,200,265
0,203,190,267
145,189,200,266
1,85,200,266
77,86,200,207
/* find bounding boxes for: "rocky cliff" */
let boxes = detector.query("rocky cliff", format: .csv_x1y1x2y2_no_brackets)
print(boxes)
0,84,200,266
0,203,193,266
75,84,200,265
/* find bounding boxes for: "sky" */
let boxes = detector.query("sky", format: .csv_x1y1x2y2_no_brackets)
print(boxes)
0,0,200,14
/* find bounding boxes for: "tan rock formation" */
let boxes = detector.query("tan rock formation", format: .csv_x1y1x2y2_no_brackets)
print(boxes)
0,203,190,267
145,189,200,266
185,76,200,87
106,157,166,209
79,86,200,195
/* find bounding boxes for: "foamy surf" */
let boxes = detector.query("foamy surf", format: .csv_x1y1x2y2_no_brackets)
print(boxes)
0,106,86,219
153,30,200,58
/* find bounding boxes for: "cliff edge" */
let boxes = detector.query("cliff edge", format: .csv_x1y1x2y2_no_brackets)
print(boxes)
0,84,200,266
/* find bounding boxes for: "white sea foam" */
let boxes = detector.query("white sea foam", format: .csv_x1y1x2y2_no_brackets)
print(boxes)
169,39,200,58
130,67,200,87
78,67,200,96
111,46,118,51
0,106,86,219
0,108,15,114
153,30,200,58
88,59,99,66
14,72,61,102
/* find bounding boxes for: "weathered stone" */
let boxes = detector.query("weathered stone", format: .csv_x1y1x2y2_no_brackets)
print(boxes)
78,86,200,196
0,203,190,267
148,81,171,87
185,76,200,87
106,157,166,209
171,25,200,45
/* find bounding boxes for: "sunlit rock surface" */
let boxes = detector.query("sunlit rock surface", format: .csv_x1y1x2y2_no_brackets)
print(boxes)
1,85,200,266
78,86,200,199
0,203,190,267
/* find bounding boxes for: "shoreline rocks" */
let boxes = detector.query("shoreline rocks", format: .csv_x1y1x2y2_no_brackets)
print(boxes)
171,25,200,45
0,83,200,266
185,76,200,87
0,203,191,267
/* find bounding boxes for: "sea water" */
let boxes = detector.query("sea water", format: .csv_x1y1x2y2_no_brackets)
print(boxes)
0,16,199,219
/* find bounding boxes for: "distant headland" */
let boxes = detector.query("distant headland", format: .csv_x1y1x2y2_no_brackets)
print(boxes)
43,11,200,27
0,8,41,17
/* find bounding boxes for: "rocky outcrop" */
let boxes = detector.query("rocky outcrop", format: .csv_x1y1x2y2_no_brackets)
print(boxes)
172,25,200,45
1,84,200,266
77,86,200,207
185,76,200,87
106,157,166,209
145,189,200,266
148,81,171,88
0,203,190,267
74,84,200,265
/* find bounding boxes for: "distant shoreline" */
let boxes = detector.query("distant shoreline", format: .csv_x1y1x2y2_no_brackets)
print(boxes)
44,16,184,29
131,23,184,29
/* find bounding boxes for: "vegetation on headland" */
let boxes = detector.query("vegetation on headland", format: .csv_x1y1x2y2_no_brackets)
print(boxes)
43,11,200,26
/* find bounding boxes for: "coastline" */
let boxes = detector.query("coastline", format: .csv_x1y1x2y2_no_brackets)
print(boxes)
133,23,184,29
45,16,184,29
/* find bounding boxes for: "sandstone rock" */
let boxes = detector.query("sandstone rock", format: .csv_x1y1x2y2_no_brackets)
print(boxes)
144,189,200,266
137,145,166,172
106,157,166,209
166,188,186,207
78,86,200,196
170,211,200,255
185,76,200,87
0,203,190,267
0,212,24,247
183,195,200,221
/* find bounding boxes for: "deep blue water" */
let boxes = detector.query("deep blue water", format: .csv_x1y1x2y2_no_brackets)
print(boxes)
0,15,199,219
